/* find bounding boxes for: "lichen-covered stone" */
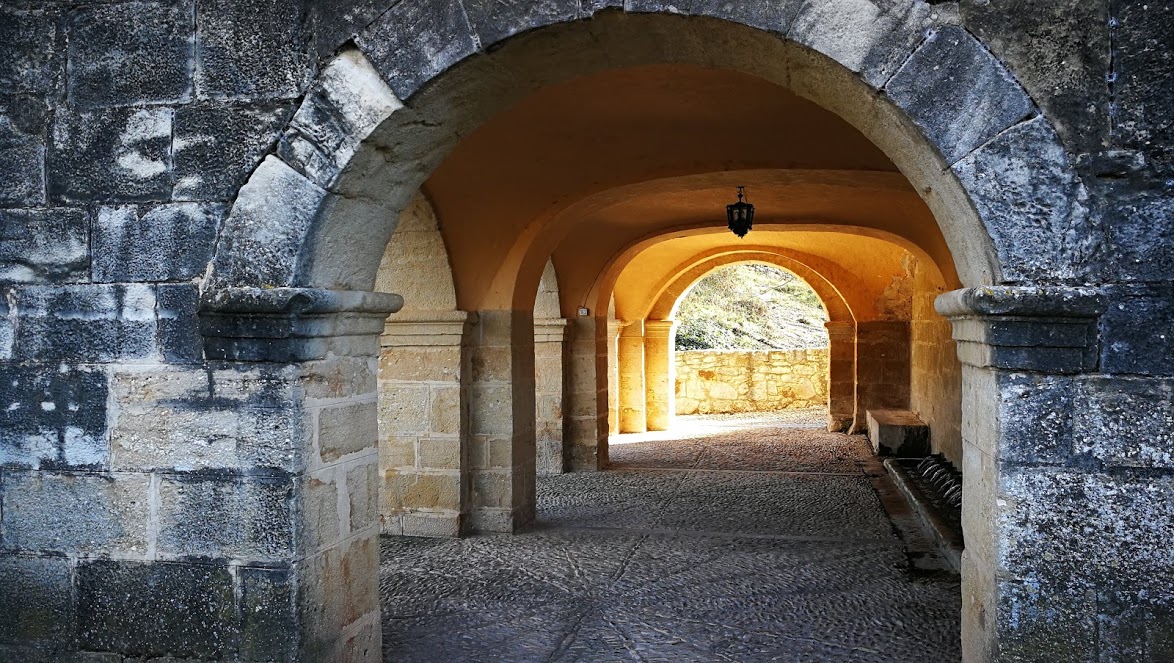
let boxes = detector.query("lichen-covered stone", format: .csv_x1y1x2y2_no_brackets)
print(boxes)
1,471,149,553
195,0,311,100
0,208,89,284
66,0,194,109
462,0,580,48
173,101,294,200
885,25,1035,165
77,560,236,658
238,566,296,660
1099,283,1174,376
960,0,1112,156
0,365,108,470
0,7,62,98
157,474,294,559
11,284,159,362
0,96,48,206
356,0,479,100
1097,181,1174,282
952,116,1094,282
1072,376,1174,469
49,107,173,203
93,203,223,282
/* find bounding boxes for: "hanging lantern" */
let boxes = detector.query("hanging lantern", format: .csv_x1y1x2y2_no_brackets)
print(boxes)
726,186,754,238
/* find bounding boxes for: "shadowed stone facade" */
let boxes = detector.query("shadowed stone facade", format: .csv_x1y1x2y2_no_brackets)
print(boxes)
0,1,1170,661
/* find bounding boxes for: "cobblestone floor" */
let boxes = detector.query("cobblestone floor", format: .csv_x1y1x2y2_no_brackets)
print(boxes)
380,410,961,662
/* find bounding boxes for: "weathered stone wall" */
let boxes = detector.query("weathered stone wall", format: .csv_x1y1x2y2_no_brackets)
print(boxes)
674,349,829,415
0,1,1171,660
910,260,963,466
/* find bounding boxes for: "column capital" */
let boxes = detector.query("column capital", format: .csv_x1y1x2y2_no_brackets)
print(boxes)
824,320,855,338
381,310,471,347
935,286,1106,374
534,317,568,343
200,287,403,361
643,319,675,338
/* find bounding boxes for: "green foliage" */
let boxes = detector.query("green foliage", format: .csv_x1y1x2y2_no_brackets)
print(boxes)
674,264,829,350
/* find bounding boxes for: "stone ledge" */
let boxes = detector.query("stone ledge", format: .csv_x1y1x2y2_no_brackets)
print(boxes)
200,288,403,362
935,286,1105,319
936,286,1105,373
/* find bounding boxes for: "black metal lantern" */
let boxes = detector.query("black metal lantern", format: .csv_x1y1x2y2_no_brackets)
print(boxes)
726,186,755,238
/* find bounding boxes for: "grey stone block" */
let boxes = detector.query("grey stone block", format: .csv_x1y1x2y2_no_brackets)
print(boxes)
787,0,934,88
1099,283,1174,377
348,462,378,532
462,0,580,48
1098,181,1174,282
93,203,223,282
960,0,1111,156
156,284,203,362
952,116,1094,283
994,577,1098,661
157,474,294,559
0,208,89,284
238,566,296,661
173,102,293,200
0,365,108,470
12,284,159,362
276,49,403,191
194,0,311,100
0,96,48,206
319,401,378,463
865,409,929,456
311,0,395,57
999,469,1174,603
0,7,62,98
109,366,309,473
66,0,194,109
885,25,1035,165
995,372,1076,465
49,107,173,203
1072,377,1174,469
356,0,479,100
1,471,149,554
0,555,75,648
77,560,236,658
1114,2,1174,175
208,156,326,287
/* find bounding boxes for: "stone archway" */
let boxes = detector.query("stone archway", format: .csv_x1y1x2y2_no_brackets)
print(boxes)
198,8,1101,661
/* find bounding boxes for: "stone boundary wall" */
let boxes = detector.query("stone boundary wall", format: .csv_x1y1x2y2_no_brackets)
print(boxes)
675,349,829,415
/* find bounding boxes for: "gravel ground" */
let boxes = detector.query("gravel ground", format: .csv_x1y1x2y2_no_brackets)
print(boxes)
381,412,961,662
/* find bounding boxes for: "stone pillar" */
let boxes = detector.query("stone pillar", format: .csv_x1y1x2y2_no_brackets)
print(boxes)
852,320,911,433
643,319,676,431
534,317,568,475
606,320,624,435
465,310,536,532
378,311,470,538
565,316,609,471
934,286,1151,662
825,321,856,432
200,287,402,661
617,320,647,433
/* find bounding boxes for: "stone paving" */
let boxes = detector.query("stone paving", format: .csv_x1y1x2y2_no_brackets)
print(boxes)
380,410,962,662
